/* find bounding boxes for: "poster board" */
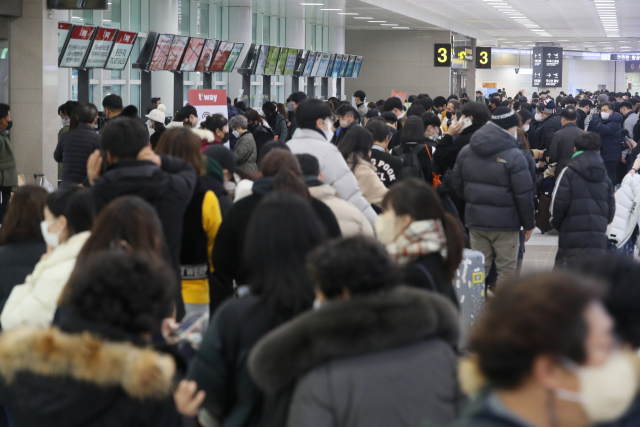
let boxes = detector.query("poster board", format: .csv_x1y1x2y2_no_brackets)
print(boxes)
352,56,363,78
254,45,269,75
58,23,73,58
264,46,280,75
345,55,357,77
188,89,228,121
195,39,218,72
180,37,205,72
222,43,244,72
105,30,138,70
275,47,289,75
59,25,96,68
82,27,118,68
149,34,174,71
303,51,317,77
315,52,331,77
164,36,190,70
338,54,350,78
210,41,234,72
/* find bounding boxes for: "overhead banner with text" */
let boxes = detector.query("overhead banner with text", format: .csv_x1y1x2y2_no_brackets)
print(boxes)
188,89,228,121
532,47,563,88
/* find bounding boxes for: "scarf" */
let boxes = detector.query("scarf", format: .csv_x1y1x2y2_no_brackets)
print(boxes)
386,219,446,267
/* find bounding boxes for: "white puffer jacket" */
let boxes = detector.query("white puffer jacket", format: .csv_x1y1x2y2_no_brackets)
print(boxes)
1,231,91,330
607,174,640,248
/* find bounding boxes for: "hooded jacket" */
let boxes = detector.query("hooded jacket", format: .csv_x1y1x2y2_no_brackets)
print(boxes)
248,287,465,427
0,315,181,427
0,128,17,188
194,128,219,153
607,174,640,249
451,122,535,232
551,150,615,262
548,122,584,174
288,128,377,224
53,124,101,185
588,112,624,162
234,132,259,175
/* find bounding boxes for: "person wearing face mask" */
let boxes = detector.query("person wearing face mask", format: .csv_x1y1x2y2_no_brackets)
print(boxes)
0,104,17,226
332,104,359,146
423,111,443,151
228,115,258,175
0,187,95,330
577,99,593,131
588,102,624,185
549,108,585,175
248,236,465,427
197,114,229,152
533,99,563,153
146,107,167,150
288,98,377,224
457,271,639,427
452,107,535,285
245,110,275,156
377,179,463,306
366,118,404,188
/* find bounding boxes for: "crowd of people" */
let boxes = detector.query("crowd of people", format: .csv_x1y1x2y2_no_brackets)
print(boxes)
0,85,638,427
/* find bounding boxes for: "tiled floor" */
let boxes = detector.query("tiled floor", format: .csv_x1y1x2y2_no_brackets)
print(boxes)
520,228,559,273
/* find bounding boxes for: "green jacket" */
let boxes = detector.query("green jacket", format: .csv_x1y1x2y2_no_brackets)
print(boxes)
0,128,17,188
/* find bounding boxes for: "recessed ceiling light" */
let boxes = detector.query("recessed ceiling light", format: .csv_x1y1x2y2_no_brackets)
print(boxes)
320,8,341,10
353,17,374,19
299,3,324,5
368,20,386,22
380,23,398,26
531,29,545,32
527,44,536,46
392,27,410,29
557,40,570,41
337,12,358,15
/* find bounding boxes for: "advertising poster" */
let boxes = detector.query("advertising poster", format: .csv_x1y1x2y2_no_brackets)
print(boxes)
188,89,228,121
83,27,117,68
180,37,205,72
254,45,269,75
331,54,344,78
165,36,189,70
59,25,96,68
345,56,356,77
283,48,298,75
303,52,317,77
338,54,350,77
352,56,363,78
196,39,218,72
222,43,244,72
316,52,331,77
391,90,407,104
275,48,289,75
105,30,137,70
149,34,174,71
325,54,336,77
264,46,280,75
311,52,323,76
58,23,73,57
210,41,234,72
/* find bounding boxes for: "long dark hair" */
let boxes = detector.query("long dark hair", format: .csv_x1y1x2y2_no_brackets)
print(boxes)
382,178,464,282
245,192,326,319
337,126,373,172
0,185,48,245
46,187,95,238
260,149,311,201
400,116,426,144
155,127,204,175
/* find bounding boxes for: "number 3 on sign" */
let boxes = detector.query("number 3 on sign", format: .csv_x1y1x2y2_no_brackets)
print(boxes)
479,51,488,65
438,47,448,63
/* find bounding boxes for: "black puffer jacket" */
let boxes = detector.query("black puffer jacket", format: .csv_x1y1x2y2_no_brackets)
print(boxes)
535,112,563,152
0,242,46,316
451,122,535,232
54,124,100,185
433,121,484,175
588,112,624,162
551,150,615,263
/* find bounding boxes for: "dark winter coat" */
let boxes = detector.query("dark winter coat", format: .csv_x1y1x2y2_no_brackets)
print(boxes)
588,112,624,162
391,141,433,186
248,286,465,427
234,132,259,175
551,150,615,263
451,122,535,232
434,121,484,175
90,156,197,320
535,112,563,152
211,177,341,289
0,242,46,316
332,121,358,147
53,124,101,185
0,310,183,427
453,387,529,427
202,156,233,217
266,113,288,142
251,125,275,158
370,146,403,188
576,108,588,131
402,253,458,307
187,296,289,427
286,112,298,142
549,122,584,173
149,127,166,150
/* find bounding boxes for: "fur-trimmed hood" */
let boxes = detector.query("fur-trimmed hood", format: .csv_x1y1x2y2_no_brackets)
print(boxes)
0,326,175,400
192,128,215,143
248,286,459,394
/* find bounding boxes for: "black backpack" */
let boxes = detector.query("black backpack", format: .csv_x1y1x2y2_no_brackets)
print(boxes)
395,143,425,180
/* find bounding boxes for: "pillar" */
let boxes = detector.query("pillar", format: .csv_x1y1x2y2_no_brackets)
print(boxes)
149,0,178,115
285,16,305,98
9,0,59,187
467,38,477,98
328,23,345,99
228,6,252,104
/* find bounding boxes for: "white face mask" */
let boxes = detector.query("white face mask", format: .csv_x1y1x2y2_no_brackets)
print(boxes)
601,112,610,120
339,119,349,128
375,212,400,245
522,124,530,132
556,352,637,423
40,219,62,248
232,130,240,138
534,113,543,122
321,119,334,142
397,111,405,120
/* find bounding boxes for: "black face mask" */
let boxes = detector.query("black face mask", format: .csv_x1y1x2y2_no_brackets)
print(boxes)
4,120,12,131
221,132,229,144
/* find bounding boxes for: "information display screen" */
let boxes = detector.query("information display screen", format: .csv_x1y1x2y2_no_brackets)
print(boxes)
264,46,280,75
338,54,350,78
311,52,323,76
275,47,289,75
351,56,363,78
104,30,137,70
283,48,298,76
345,55,357,77
315,52,331,77
164,36,189,70
222,43,244,72
196,39,218,72
82,27,117,68
303,51,317,77
331,54,343,78
210,41,234,72
179,37,205,72
58,23,73,57
59,25,96,68
254,45,270,75
324,53,336,77
149,34,174,71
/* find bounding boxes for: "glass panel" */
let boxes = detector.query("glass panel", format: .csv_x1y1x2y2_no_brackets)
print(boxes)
72,84,78,101
104,0,121,29
0,39,7,105
130,84,140,113
178,0,190,35
262,15,270,44
130,37,142,79
71,9,93,25
102,85,122,99
216,6,222,39
131,0,141,31
89,84,96,103
252,13,257,43
198,2,209,37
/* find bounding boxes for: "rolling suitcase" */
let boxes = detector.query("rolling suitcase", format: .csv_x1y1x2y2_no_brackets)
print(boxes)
454,249,486,351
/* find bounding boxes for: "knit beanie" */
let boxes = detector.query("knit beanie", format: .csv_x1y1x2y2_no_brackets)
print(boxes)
491,107,520,130
542,99,556,114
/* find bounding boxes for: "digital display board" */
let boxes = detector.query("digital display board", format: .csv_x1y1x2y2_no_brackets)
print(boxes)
331,54,344,78
283,48,299,76
149,34,174,71
352,56,363,78
302,51,317,77
475,47,491,69
195,39,218,72
275,47,289,75
254,45,270,75
222,43,244,72
434,43,452,67
180,37,205,72
59,25,96,68
164,36,189,70
82,27,117,68
105,30,137,70
48,0,107,9
264,46,280,75
210,41,234,72
58,23,73,57
345,55,357,77
315,52,331,77
311,52,323,76
338,54,350,77
324,53,336,77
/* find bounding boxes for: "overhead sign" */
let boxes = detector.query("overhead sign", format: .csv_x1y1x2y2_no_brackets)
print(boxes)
532,47,563,88
83,27,117,68
58,23,73,57
434,43,452,67
59,25,96,68
105,30,138,70
188,89,228,121
611,54,640,61
149,34,174,71
625,61,640,73
475,47,491,69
